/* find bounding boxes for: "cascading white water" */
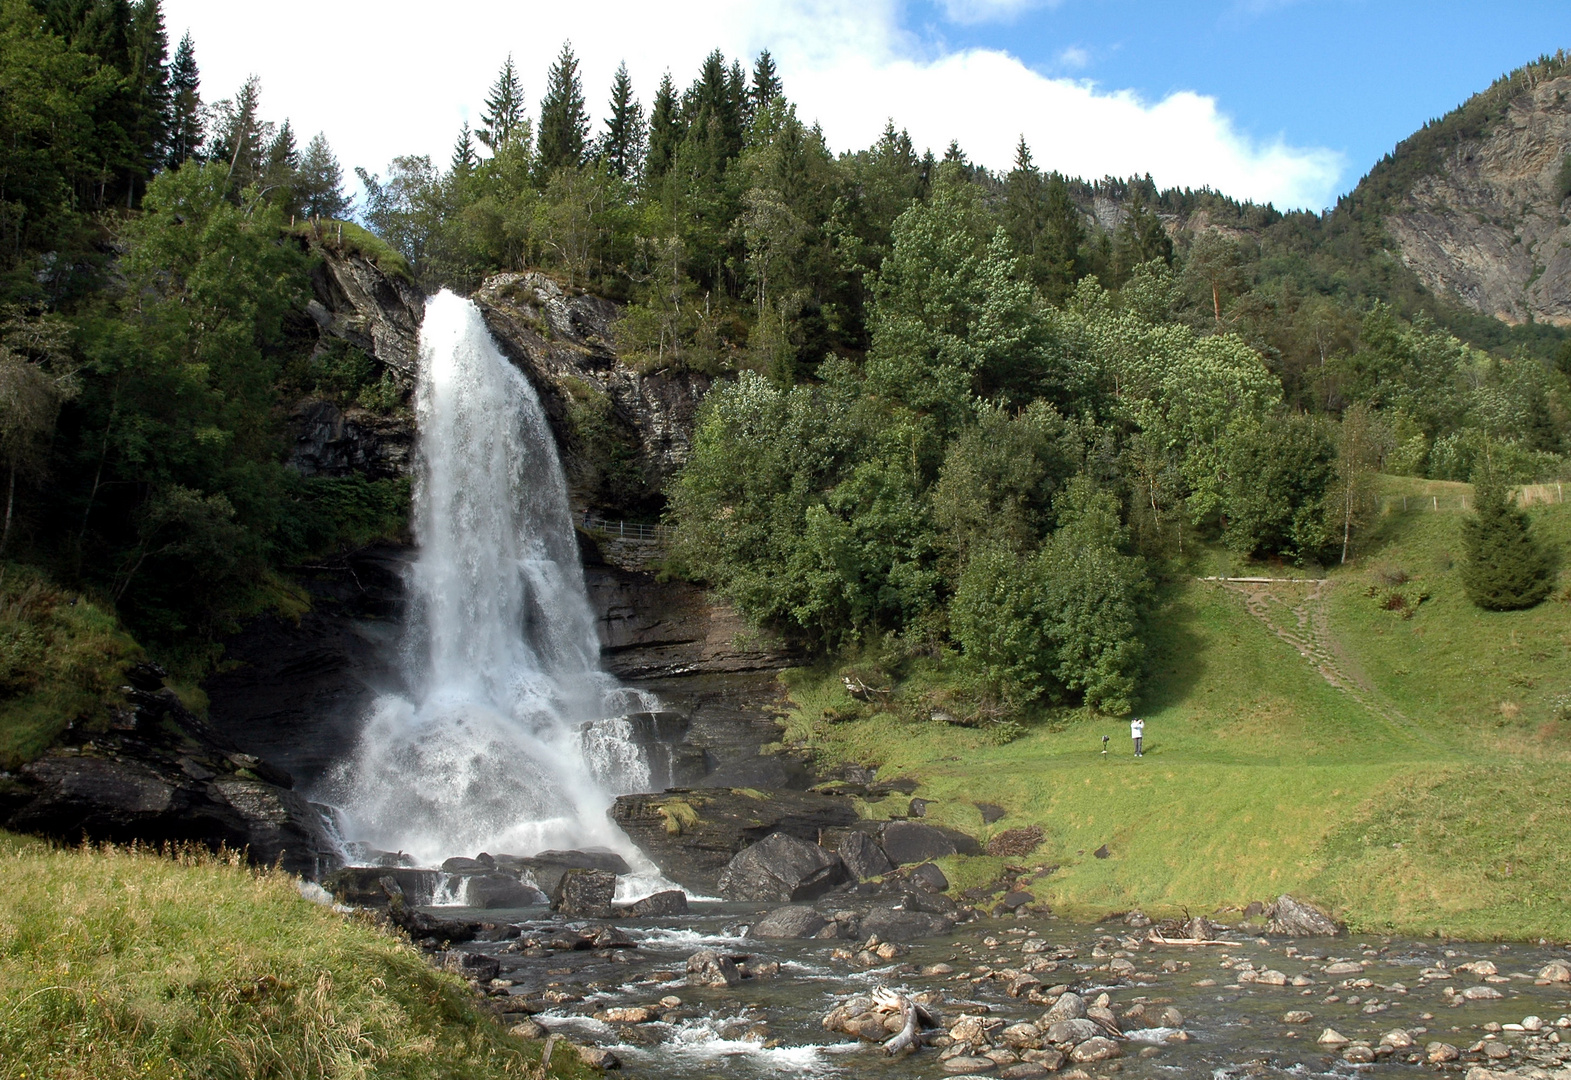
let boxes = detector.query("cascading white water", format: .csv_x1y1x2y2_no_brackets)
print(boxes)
328,291,660,870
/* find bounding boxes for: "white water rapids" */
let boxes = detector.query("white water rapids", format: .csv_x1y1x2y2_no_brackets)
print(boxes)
326,291,664,884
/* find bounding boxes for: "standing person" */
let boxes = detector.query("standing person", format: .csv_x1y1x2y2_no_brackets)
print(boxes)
1131,716,1145,757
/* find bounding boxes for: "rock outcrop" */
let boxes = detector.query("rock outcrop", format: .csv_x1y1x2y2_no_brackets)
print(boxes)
717,833,849,902
0,665,339,878
610,787,861,895
1376,65,1571,325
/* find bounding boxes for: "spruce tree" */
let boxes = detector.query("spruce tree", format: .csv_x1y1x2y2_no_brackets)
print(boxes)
451,122,478,176
297,132,350,218
478,55,525,151
599,62,644,180
645,71,682,182
537,41,589,173
211,75,268,190
1003,136,1046,284
167,30,202,166
127,0,170,190
1459,472,1554,610
751,49,782,113
1111,197,1172,284
1040,172,1085,302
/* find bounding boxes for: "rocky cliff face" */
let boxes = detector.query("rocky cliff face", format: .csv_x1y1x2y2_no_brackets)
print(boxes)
1379,70,1571,326
473,272,710,513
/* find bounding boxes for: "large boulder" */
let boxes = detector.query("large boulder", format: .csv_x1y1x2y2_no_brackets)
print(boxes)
1267,894,1343,937
458,872,548,909
611,788,860,894
617,890,689,917
686,949,741,988
859,904,955,941
498,849,630,898
554,869,617,918
323,866,439,907
837,829,894,880
717,834,849,902
879,821,979,865
750,905,829,940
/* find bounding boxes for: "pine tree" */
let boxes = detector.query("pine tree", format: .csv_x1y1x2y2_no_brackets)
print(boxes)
598,62,644,180
478,54,525,151
1459,471,1554,610
451,122,478,176
1111,197,1172,284
751,49,782,113
537,40,589,173
167,30,202,166
1003,136,1046,284
943,140,966,165
297,132,350,218
210,75,269,190
1040,172,1085,302
126,0,169,191
645,71,682,182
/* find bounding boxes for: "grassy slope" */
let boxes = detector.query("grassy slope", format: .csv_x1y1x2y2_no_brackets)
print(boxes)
0,834,586,1080
784,476,1571,940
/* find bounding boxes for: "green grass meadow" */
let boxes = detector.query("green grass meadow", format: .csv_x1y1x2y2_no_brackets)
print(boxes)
784,477,1571,940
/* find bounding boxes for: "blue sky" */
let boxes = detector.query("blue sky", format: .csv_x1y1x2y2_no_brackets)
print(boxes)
906,0,1571,200
164,1,1569,212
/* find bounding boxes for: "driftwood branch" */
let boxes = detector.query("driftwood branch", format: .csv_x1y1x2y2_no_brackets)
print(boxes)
1146,930,1231,946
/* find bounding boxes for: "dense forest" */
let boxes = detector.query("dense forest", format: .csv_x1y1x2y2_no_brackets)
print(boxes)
1,0,1566,722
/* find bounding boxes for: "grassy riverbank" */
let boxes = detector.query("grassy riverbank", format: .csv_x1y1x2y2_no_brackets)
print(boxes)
0,833,584,1080
783,477,1571,941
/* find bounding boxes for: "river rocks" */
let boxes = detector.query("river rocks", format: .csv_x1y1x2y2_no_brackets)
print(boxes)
717,833,849,902
943,1057,998,1073
1158,1007,1184,1028
908,862,950,893
1069,1037,1122,1063
610,788,859,894
1463,985,1506,1000
1045,1019,1102,1044
1283,1010,1315,1023
459,873,548,909
1428,1042,1461,1063
1324,960,1365,976
838,829,895,880
686,949,741,988
576,1045,621,1070
442,950,501,983
500,849,629,900
1266,894,1343,937
860,903,955,941
1380,1029,1416,1049
324,866,440,906
1044,991,1087,1022
1539,961,1571,983
880,821,981,865
751,905,829,939
618,890,689,917
554,869,617,918
1343,1044,1376,1063
1318,1028,1351,1048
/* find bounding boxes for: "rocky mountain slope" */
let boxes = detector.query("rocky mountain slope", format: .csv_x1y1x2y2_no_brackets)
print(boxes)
1356,54,1571,326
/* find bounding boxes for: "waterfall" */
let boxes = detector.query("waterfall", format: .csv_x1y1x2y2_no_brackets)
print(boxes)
328,291,659,869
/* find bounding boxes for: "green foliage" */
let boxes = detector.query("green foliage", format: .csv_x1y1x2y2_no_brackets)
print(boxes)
0,833,586,1079
0,564,140,768
1458,472,1554,610
1217,412,1338,561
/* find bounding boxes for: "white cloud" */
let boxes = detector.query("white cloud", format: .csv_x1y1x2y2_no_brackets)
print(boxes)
160,0,1343,210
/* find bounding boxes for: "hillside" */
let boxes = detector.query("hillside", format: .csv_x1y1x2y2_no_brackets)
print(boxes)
781,477,1571,940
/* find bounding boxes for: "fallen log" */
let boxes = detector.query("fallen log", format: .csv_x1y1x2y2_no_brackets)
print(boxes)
1146,930,1231,946
873,986,937,1056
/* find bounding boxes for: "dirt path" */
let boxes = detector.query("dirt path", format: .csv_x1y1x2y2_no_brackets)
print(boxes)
1207,578,1451,752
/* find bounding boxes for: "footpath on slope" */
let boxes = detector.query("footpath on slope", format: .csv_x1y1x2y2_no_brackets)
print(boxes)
1199,577,1455,755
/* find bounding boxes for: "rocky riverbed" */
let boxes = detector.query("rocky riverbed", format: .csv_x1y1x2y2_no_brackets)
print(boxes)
328,887,1571,1079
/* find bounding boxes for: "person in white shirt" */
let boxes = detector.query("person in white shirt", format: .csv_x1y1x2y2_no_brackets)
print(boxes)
1130,717,1144,757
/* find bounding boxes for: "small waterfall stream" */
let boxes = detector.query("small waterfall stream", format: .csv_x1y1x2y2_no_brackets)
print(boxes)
327,291,661,876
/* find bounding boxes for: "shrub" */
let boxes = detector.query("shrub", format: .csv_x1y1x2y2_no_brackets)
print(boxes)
1458,473,1554,610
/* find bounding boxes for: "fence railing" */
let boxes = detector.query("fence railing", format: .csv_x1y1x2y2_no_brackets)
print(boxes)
1378,483,1565,514
581,516,671,543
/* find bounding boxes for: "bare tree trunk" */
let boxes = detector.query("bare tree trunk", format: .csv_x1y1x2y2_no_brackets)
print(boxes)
0,464,14,559
1212,280,1222,325
1341,480,1352,565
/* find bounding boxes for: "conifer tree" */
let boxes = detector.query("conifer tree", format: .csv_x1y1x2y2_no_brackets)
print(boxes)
478,54,525,151
1003,136,1046,283
1111,197,1172,284
1459,471,1554,610
167,30,202,166
751,49,782,113
1040,172,1085,301
297,132,350,218
127,0,170,190
210,75,268,190
451,122,478,176
943,140,966,165
645,71,682,182
537,41,589,172
598,62,644,180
